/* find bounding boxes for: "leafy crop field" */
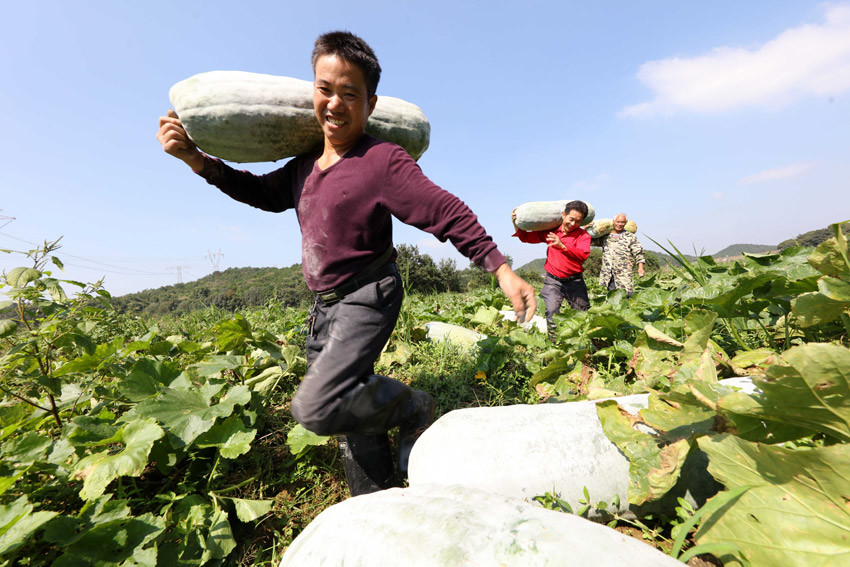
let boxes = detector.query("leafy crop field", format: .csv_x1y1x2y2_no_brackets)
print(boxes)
1,223,848,566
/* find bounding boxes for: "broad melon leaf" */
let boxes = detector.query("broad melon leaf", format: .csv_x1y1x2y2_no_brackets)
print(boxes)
818,276,850,302
720,343,850,442
529,354,575,387
204,501,236,562
0,496,58,555
1,432,52,465
133,384,250,448
808,229,850,279
792,291,848,327
286,423,330,456
213,315,253,352
74,419,165,500
224,497,274,522
696,434,850,567
681,310,717,354
596,400,691,505
51,512,165,567
470,305,502,326
118,359,183,402
193,354,244,378
195,416,256,458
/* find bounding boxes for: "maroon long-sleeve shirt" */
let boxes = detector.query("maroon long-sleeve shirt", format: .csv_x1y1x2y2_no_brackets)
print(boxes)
197,134,506,291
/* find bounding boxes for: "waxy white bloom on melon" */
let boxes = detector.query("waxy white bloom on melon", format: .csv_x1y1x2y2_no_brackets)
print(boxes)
586,218,638,238
169,71,431,163
513,200,596,231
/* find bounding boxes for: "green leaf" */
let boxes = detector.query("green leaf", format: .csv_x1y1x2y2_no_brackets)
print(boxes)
720,343,850,442
1,432,52,465
696,434,850,567
118,359,182,402
792,292,848,327
133,384,250,448
470,305,502,326
5,267,41,288
193,354,244,378
204,500,236,561
195,416,256,459
286,423,330,456
529,354,575,387
819,276,850,302
73,419,165,500
51,512,165,567
596,400,691,505
213,314,253,352
67,412,122,448
0,319,17,338
0,496,58,555
808,232,850,279
224,497,273,522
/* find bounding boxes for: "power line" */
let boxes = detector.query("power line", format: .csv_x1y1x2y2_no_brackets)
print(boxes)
205,249,224,272
0,229,202,276
0,210,14,230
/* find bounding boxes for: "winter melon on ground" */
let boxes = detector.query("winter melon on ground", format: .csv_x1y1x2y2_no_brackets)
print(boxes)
424,322,486,352
513,200,595,231
408,377,755,520
169,70,431,162
279,484,684,567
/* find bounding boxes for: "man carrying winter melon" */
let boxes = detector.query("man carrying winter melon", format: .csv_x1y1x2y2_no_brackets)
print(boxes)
594,213,645,297
156,31,536,496
511,201,591,343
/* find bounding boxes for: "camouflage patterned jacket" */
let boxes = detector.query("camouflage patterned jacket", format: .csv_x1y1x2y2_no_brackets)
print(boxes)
596,232,645,293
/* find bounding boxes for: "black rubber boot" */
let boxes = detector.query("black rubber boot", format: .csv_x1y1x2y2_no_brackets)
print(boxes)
338,433,398,496
397,390,435,477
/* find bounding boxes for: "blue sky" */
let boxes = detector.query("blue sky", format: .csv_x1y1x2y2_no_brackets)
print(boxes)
2,1,848,296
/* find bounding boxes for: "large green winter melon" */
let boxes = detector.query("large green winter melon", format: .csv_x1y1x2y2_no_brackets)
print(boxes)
514,200,595,231
169,71,431,162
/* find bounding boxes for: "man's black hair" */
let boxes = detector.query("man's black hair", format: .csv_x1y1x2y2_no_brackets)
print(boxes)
564,200,588,220
312,31,382,98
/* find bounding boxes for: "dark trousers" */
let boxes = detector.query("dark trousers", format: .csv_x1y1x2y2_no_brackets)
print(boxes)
291,266,412,436
540,273,590,342
606,276,633,298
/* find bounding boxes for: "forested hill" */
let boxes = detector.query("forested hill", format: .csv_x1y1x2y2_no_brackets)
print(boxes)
109,244,497,317
778,223,850,249
110,264,312,316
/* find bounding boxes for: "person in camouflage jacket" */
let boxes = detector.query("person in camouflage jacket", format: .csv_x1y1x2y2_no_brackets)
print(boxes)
595,213,645,296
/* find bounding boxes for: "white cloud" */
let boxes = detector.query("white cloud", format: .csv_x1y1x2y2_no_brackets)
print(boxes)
711,192,726,199
739,162,817,184
621,4,850,116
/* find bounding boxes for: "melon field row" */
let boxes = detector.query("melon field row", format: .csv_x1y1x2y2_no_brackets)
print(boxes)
0,223,847,566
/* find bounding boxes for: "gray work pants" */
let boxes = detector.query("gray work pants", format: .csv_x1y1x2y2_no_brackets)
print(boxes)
540,273,590,341
290,267,412,436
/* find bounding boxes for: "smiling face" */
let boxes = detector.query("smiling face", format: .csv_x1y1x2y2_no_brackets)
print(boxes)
561,209,585,233
613,214,627,233
313,54,377,155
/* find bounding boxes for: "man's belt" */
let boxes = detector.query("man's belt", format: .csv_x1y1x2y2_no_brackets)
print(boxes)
316,247,397,305
547,271,583,283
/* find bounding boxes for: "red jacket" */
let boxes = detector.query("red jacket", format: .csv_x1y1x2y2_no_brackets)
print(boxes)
513,226,590,278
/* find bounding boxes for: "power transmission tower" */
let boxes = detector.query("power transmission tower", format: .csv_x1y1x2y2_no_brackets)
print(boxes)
0,209,14,230
205,249,224,273
167,265,190,284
